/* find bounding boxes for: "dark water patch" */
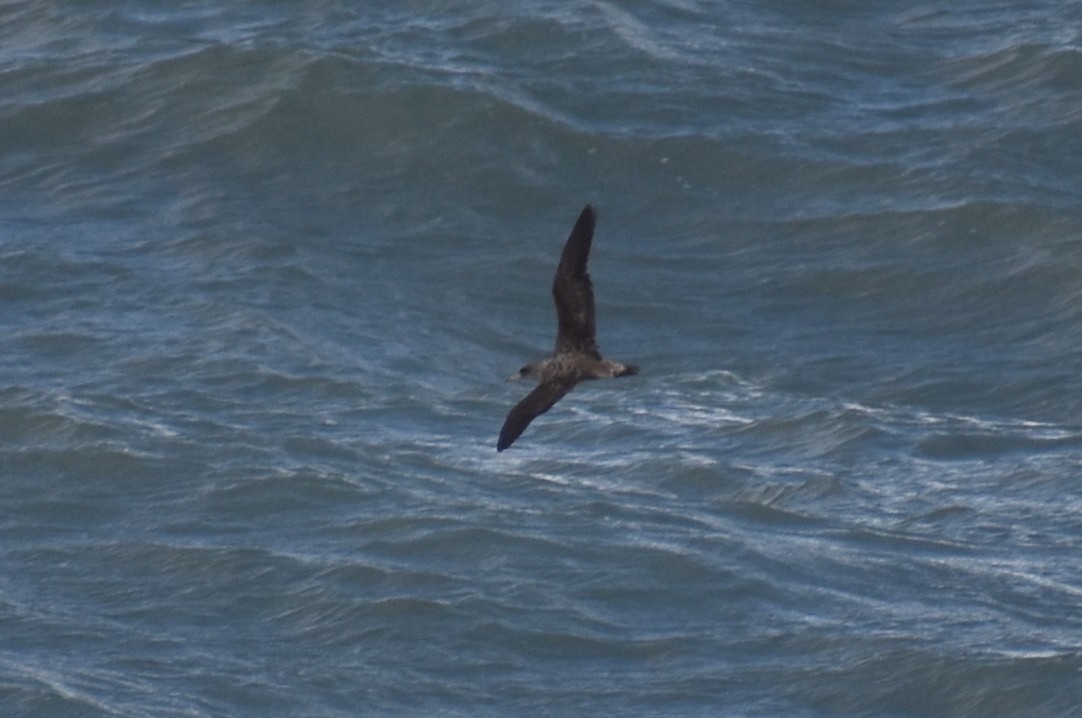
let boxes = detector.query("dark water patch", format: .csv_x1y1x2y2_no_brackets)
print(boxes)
917,428,1082,459
799,647,1082,718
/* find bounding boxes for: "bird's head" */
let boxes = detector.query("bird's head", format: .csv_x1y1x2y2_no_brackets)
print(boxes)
506,363,538,381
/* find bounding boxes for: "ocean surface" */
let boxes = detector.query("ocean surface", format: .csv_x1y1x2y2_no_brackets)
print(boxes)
2,1,1082,716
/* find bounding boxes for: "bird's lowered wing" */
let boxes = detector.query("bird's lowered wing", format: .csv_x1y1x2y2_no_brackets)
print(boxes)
497,380,577,451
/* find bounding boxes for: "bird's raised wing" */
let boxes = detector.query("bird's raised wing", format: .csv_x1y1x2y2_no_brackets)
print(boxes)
497,380,577,451
552,204,599,357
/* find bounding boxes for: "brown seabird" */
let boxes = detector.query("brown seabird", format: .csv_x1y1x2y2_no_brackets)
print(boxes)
497,204,638,451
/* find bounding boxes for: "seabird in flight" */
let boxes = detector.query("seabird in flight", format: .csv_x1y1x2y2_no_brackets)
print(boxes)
497,204,638,451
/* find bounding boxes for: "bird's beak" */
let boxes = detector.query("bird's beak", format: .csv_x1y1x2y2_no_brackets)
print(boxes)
505,372,523,382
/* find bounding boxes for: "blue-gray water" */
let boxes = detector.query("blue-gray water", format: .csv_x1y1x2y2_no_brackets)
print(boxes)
3,2,1082,716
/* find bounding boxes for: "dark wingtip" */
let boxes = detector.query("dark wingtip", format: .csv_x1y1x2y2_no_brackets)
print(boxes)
569,204,596,236
619,364,639,377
